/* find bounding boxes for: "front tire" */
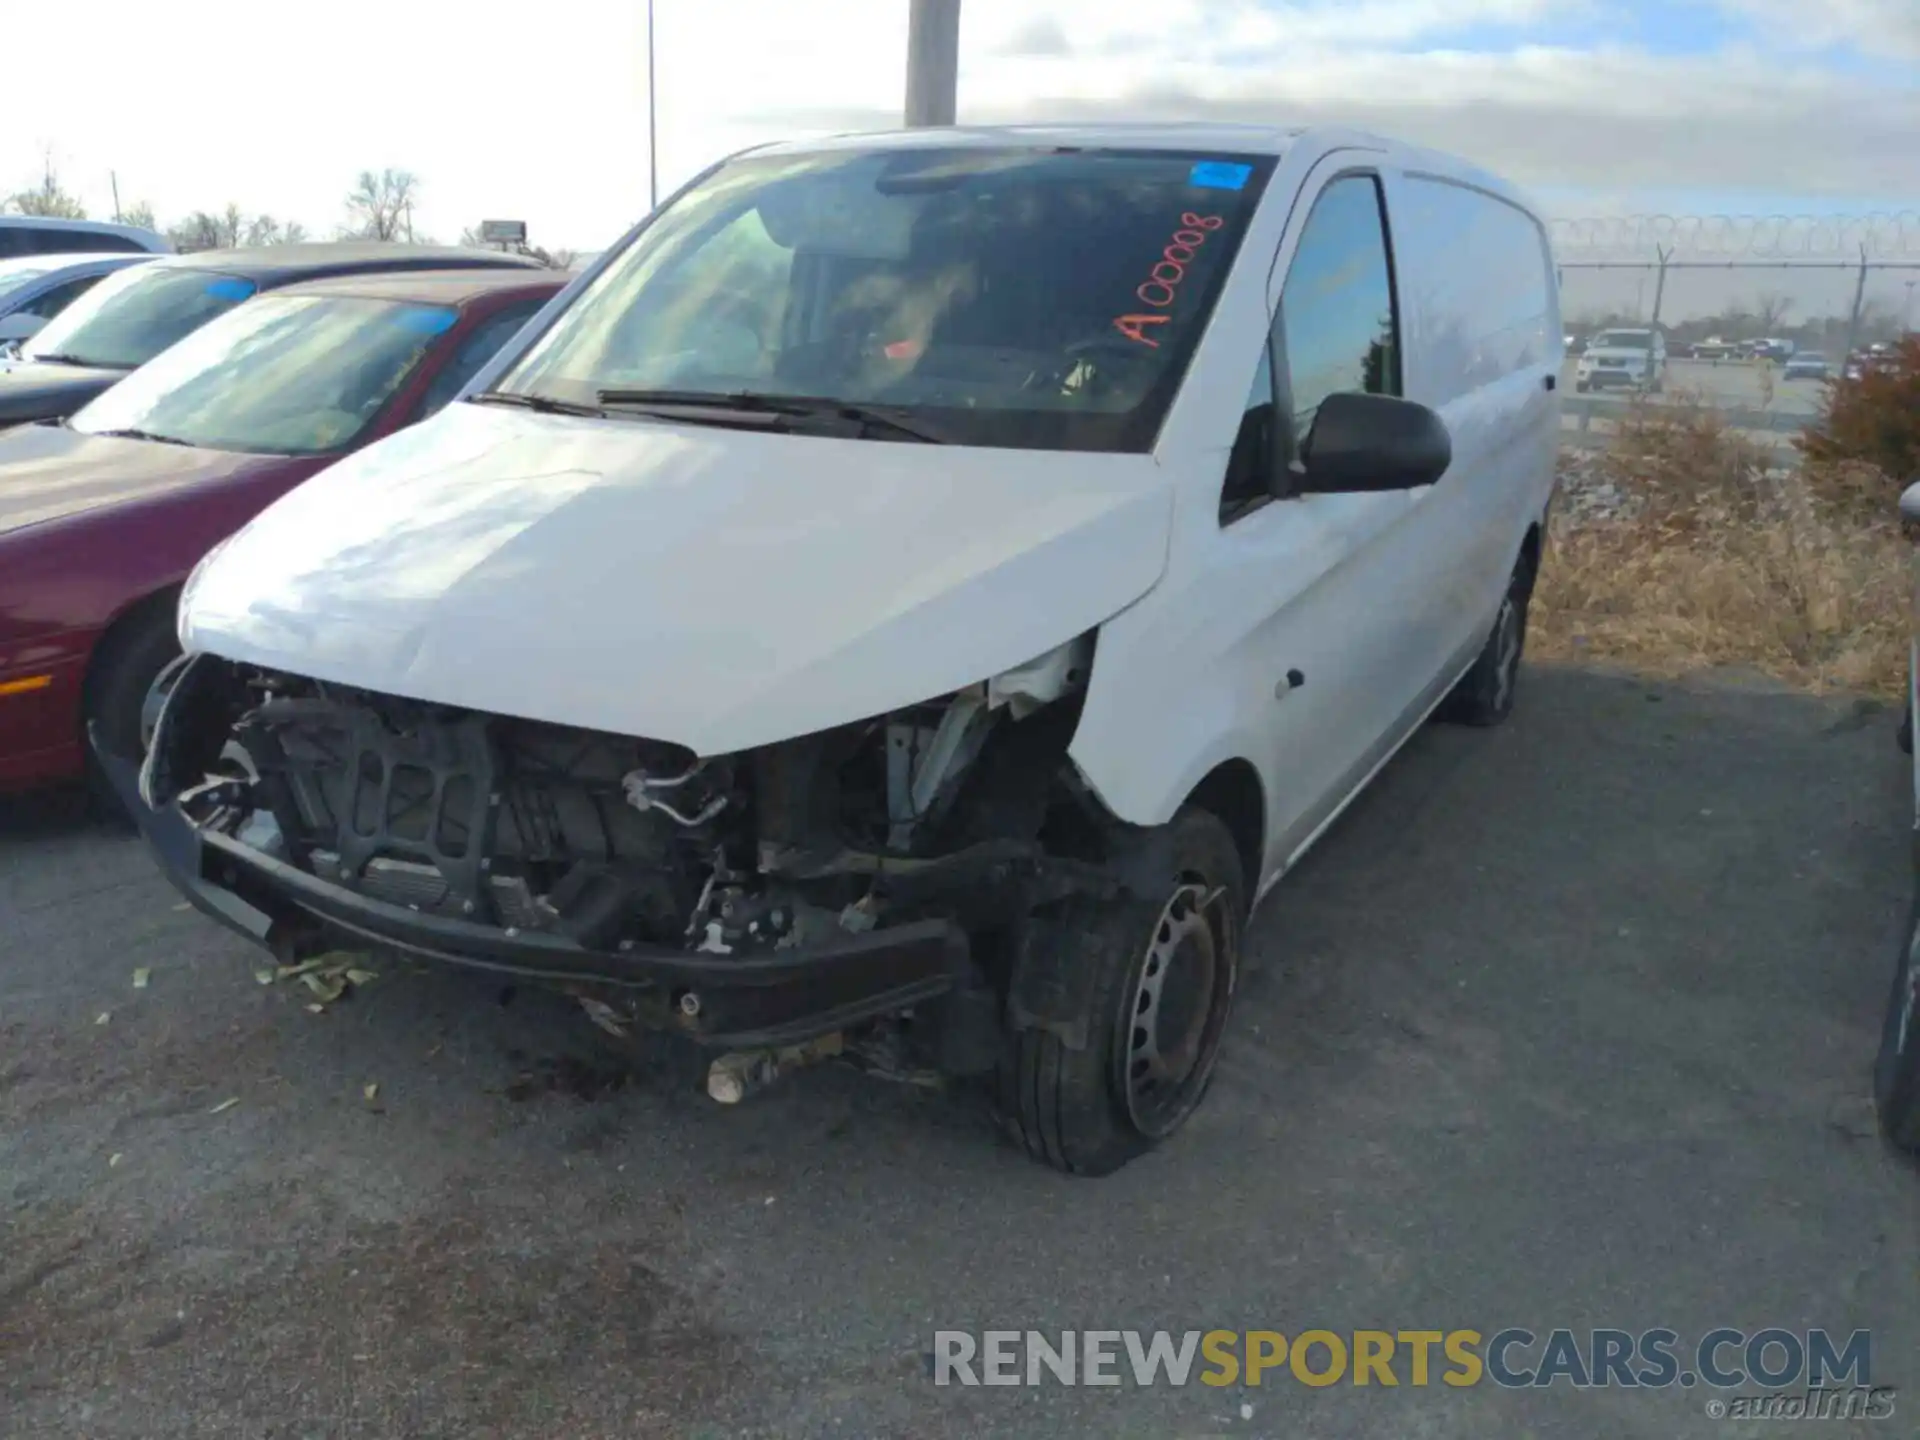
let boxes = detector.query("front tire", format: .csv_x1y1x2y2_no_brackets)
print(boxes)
1873,896,1920,1153
1436,569,1530,728
83,604,181,815
996,808,1246,1176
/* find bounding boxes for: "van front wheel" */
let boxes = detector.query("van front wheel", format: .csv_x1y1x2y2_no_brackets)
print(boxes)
1873,896,1920,1153
996,808,1245,1176
1437,574,1530,728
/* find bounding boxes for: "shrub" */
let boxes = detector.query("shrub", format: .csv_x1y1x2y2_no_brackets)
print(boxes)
1798,336,1920,488
1534,399,1909,696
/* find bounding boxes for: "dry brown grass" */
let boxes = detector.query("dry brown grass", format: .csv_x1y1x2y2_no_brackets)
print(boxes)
1533,392,1911,698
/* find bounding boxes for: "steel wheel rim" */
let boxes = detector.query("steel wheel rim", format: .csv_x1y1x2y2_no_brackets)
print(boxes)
1492,598,1522,712
1899,923,1920,1059
1120,882,1235,1136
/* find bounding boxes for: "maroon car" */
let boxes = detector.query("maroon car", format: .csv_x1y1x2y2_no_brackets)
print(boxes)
0,268,568,793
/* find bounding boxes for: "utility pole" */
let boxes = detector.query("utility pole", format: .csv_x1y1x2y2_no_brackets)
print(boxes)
647,0,659,208
1841,244,1870,363
110,171,122,223
905,0,961,127
1648,245,1670,332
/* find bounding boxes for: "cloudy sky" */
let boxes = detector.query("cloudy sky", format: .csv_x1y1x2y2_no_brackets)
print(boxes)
5,0,1916,255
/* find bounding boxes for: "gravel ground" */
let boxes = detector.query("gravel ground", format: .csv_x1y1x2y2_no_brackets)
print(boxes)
3,664,1917,1438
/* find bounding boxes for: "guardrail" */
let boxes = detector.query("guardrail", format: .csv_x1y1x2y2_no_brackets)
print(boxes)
1559,395,1806,451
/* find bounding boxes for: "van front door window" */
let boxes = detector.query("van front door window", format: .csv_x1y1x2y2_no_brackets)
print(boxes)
1273,174,1401,449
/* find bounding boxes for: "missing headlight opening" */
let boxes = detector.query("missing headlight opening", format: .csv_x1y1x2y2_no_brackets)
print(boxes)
140,635,1133,1090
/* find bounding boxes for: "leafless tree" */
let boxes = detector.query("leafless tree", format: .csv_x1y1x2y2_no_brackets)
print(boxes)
344,169,420,242
244,214,308,246
167,206,244,252
1753,291,1794,332
5,154,86,219
167,206,309,253
120,199,158,232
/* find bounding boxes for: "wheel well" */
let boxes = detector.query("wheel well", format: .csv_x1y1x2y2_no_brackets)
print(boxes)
81,586,180,714
1516,523,1543,598
1185,759,1265,897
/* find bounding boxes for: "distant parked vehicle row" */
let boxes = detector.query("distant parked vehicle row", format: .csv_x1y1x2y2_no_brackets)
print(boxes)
0,253,154,350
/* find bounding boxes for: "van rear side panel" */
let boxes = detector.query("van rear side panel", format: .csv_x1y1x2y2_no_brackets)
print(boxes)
1382,169,1561,663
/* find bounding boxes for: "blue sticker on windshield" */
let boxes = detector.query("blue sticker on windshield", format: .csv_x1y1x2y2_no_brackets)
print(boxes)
204,277,256,301
1189,161,1252,191
395,306,459,336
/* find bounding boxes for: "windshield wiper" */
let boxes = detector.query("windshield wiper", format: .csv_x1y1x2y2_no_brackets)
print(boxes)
90,427,193,447
595,388,949,444
468,390,608,418
19,352,97,369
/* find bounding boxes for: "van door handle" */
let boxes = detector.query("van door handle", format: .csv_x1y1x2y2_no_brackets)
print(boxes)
1275,668,1305,698
1544,374,1557,391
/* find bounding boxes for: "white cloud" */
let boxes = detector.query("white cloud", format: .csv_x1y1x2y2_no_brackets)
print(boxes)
0,0,1913,252
1714,0,1920,59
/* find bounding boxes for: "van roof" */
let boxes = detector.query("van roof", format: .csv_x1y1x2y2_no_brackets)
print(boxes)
746,122,1537,219
758,122,1311,158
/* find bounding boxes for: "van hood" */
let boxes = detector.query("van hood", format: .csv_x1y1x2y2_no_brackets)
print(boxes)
183,402,1174,755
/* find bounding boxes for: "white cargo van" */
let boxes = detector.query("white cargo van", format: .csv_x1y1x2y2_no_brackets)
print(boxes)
123,124,1561,1174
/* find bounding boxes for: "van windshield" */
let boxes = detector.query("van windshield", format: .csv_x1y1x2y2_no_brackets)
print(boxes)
1594,330,1652,350
493,146,1274,452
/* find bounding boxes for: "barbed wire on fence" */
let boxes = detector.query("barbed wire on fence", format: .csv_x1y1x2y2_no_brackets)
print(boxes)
1547,212,1920,260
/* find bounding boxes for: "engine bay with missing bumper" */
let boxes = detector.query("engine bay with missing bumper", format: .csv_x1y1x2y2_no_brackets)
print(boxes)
124,638,1172,1074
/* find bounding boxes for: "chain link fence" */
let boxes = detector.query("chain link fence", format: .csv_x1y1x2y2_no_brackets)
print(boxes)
1548,214,1920,456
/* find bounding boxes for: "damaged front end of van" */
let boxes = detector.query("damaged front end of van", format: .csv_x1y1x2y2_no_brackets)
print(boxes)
111,628,1181,1088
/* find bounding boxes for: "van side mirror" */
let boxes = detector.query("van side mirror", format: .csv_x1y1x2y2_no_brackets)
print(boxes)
1899,480,1920,528
1297,392,1452,494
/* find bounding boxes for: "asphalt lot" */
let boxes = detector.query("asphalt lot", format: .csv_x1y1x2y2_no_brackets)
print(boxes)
4,664,1918,1438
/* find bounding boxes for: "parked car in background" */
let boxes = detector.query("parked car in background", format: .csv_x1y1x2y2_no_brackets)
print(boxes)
1843,349,1895,382
1783,350,1830,381
0,253,154,351
1690,335,1738,361
0,268,566,794
1752,337,1795,362
0,243,544,429
1577,327,1666,391
120,123,1560,1175
0,216,172,258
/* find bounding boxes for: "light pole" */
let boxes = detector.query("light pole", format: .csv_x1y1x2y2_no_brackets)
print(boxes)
1905,279,1916,335
905,0,961,127
647,0,659,208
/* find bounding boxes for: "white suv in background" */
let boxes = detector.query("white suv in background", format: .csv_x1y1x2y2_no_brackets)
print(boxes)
1576,327,1667,392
